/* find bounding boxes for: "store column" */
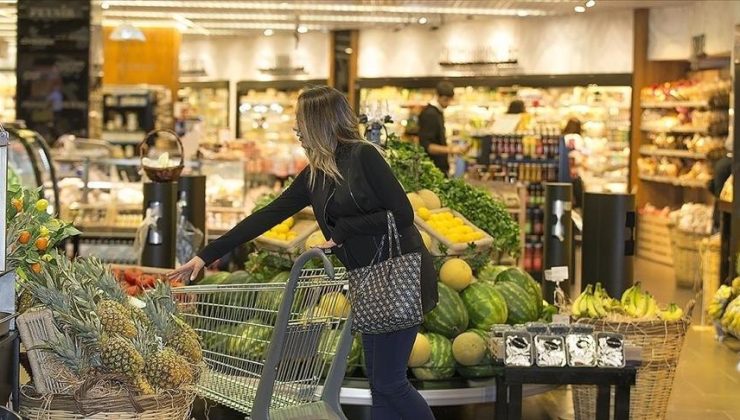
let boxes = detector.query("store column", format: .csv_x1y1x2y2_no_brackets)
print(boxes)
329,30,358,108
16,0,91,143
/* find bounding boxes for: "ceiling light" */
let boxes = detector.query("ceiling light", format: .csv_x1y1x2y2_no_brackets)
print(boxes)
517,11,528,17
344,47,353,54
418,16,428,24
101,1,110,9
263,28,274,36
586,0,596,7
296,24,308,33
109,22,146,41
574,5,586,13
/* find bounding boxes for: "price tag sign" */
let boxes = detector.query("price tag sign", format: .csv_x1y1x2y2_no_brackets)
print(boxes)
545,266,569,283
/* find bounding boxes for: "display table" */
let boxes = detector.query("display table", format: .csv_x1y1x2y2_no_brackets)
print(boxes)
496,364,638,420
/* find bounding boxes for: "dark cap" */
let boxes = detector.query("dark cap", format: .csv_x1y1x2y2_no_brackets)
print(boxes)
436,81,455,98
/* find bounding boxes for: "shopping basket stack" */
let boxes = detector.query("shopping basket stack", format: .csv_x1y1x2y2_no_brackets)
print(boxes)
669,225,708,289
172,249,352,420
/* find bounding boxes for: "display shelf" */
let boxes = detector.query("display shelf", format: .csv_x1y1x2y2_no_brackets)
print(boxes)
638,146,707,159
640,125,709,134
639,174,708,188
641,100,710,109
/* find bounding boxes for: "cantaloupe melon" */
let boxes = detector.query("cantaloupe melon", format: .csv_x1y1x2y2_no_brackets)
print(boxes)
452,330,487,366
439,258,473,291
304,230,326,250
408,333,432,367
318,292,351,318
420,231,432,250
407,193,425,211
417,189,442,210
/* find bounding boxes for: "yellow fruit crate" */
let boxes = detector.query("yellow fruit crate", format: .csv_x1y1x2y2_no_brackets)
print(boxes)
254,210,319,254
414,207,493,255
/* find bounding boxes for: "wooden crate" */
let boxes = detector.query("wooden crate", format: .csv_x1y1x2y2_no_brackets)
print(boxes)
636,213,673,266
253,210,318,254
414,208,493,255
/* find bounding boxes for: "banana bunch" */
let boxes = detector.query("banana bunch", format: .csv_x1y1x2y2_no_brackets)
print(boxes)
571,284,608,319
720,296,740,338
657,303,684,321
707,285,735,321
621,283,659,319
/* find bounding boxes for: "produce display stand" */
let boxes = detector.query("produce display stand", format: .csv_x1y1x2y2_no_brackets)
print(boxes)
497,364,638,420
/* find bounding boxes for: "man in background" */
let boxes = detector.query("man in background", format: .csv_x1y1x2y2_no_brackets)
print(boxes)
418,81,467,175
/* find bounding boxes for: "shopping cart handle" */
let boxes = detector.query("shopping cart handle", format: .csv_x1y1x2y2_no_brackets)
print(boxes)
296,248,335,280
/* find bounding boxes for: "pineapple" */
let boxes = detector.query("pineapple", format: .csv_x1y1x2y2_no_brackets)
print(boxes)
143,283,203,365
133,374,155,395
96,300,137,339
100,335,145,378
145,347,193,390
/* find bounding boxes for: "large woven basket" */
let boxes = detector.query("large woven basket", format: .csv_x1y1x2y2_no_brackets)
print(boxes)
19,383,195,420
669,226,708,289
572,303,693,420
699,234,721,324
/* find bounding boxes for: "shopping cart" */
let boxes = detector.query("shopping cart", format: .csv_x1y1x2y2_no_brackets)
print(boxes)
172,249,352,420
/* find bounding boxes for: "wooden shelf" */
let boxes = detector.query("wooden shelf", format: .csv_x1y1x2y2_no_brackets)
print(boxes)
639,174,708,188
640,125,708,134
638,146,706,159
641,100,709,109
719,200,732,214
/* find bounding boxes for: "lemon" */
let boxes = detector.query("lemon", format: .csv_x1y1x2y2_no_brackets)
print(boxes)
274,224,289,234
450,218,463,227
448,234,463,243
287,231,298,240
283,217,295,228
417,207,431,220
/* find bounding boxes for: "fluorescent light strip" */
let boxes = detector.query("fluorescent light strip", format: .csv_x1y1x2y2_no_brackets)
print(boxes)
104,10,412,24
103,19,324,31
98,1,550,17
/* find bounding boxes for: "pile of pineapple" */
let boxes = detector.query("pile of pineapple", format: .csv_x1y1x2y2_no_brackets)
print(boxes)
19,250,202,396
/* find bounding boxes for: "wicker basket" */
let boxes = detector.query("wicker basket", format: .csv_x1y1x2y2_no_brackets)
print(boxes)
139,129,185,183
19,380,195,420
572,304,693,420
669,226,709,289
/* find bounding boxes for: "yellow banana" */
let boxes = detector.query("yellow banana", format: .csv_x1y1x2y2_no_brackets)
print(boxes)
572,294,583,317
643,296,658,318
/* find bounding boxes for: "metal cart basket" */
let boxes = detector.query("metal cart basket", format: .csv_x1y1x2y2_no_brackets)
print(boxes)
172,249,352,420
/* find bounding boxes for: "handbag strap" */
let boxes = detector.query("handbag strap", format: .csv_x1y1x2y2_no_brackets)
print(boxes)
386,211,403,259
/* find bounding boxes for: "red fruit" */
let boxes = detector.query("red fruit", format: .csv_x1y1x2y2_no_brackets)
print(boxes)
126,285,140,296
11,198,22,212
140,275,156,289
123,268,142,286
31,263,42,273
18,231,31,245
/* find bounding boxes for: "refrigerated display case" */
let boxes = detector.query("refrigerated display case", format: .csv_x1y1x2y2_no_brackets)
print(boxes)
5,123,60,215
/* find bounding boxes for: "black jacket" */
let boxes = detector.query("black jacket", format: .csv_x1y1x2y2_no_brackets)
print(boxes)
418,104,449,174
198,141,439,313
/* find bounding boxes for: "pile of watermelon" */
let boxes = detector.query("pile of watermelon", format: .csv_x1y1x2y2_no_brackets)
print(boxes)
409,259,556,380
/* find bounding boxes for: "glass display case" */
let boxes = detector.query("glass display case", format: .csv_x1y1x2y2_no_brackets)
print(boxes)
5,123,60,214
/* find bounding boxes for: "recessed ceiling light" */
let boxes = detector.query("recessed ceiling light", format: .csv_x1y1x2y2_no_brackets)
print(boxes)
263,28,274,36
101,1,110,9
418,16,428,24
574,5,586,13
296,24,308,33
344,47,353,54
586,0,596,7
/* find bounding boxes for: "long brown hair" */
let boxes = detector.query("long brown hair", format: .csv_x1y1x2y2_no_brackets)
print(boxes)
296,86,364,187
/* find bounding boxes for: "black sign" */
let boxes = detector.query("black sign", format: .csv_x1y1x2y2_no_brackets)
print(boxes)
16,0,90,142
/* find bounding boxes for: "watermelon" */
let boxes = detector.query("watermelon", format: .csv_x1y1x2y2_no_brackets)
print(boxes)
493,281,539,325
321,331,362,377
478,263,510,283
223,270,252,284
227,320,273,360
460,282,508,330
456,329,497,379
198,272,229,285
423,283,469,338
496,267,543,315
255,271,293,312
411,333,455,380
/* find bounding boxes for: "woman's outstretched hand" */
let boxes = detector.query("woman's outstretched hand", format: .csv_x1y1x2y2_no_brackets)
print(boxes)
167,256,206,283
315,239,337,249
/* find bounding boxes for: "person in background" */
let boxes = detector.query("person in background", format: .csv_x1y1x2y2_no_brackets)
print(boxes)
168,86,437,420
418,81,467,175
708,138,733,231
562,118,583,208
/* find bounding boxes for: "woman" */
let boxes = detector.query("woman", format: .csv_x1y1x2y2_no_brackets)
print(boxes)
561,117,583,208
169,86,438,420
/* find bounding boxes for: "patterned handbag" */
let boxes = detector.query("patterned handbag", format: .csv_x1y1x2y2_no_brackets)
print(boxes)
347,211,423,334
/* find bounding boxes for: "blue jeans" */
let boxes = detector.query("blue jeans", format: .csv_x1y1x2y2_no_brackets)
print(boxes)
362,325,435,420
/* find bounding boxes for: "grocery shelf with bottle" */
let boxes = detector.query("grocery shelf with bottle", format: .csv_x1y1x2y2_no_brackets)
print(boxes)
102,85,174,145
